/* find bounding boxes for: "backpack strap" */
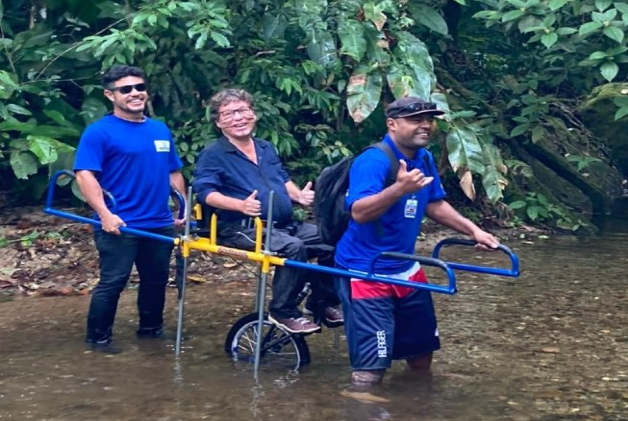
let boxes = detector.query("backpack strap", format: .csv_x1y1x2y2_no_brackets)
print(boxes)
370,141,399,187
366,142,402,238
421,149,432,177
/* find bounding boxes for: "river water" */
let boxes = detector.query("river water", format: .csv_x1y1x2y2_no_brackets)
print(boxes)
1,220,627,421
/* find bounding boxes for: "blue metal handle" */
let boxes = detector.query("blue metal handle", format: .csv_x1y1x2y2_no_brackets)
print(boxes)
170,189,186,220
46,170,118,212
43,170,177,244
372,251,457,294
431,238,520,277
285,260,457,295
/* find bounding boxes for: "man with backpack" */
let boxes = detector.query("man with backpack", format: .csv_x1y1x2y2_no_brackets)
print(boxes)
192,88,341,334
333,96,499,386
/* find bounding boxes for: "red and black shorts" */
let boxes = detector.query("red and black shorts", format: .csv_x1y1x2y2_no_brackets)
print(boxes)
334,263,440,371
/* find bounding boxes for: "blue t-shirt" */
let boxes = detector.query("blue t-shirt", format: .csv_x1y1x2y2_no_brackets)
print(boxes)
73,114,183,229
335,135,446,274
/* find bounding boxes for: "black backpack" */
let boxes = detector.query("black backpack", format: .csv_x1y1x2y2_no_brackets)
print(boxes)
314,142,399,246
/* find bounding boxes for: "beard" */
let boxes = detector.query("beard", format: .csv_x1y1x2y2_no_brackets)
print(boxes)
116,98,146,115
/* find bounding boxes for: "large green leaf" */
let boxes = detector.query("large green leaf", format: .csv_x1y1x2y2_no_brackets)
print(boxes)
363,23,390,64
10,152,38,180
430,92,451,113
363,2,387,31
600,61,619,81
80,97,108,125
481,142,507,203
549,0,569,10
615,3,628,13
6,104,32,116
614,105,628,120
446,125,485,175
28,136,59,165
595,0,613,10
0,120,81,138
603,26,624,43
579,21,603,36
210,31,230,48
0,70,18,100
338,18,367,61
306,31,339,68
43,109,80,129
346,66,383,123
393,32,436,99
502,10,525,22
541,33,558,48
386,64,413,98
261,13,287,40
27,135,74,165
408,4,449,36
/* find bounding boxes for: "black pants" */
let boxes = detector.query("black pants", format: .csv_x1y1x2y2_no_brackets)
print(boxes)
86,226,176,342
219,221,340,319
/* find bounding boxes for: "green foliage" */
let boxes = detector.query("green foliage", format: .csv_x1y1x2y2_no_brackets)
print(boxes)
473,0,628,84
613,95,628,119
0,0,511,205
508,193,587,231
0,0,615,231
565,154,602,172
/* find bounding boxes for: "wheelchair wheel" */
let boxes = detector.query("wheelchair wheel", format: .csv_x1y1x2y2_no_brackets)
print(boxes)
224,312,311,370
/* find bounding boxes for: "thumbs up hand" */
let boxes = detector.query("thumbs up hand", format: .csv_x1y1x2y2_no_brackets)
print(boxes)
241,190,262,216
298,181,315,207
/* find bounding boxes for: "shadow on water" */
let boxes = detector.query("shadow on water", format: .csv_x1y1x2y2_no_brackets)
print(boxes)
1,219,627,420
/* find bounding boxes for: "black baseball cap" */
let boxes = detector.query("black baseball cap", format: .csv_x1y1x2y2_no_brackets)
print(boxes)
385,96,445,119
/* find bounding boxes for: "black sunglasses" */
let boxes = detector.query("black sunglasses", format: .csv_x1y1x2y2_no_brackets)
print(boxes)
388,101,440,118
399,102,438,113
110,83,147,94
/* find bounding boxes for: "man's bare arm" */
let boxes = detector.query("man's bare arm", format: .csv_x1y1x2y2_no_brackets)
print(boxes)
169,171,186,198
169,171,186,225
75,170,125,234
425,200,499,249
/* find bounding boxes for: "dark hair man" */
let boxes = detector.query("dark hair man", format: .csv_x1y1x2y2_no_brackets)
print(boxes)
333,96,499,386
192,88,341,334
74,65,186,352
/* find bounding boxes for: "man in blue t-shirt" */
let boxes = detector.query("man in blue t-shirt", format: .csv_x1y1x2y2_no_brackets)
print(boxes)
334,96,499,386
74,65,185,352
193,89,341,334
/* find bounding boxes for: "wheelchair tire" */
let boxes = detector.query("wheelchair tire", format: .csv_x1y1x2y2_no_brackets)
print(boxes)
224,312,311,370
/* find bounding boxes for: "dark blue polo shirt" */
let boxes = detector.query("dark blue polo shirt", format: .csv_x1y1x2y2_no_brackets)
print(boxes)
192,136,294,226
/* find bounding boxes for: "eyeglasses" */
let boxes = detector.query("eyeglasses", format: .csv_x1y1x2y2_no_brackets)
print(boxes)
220,108,254,120
110,83,147,94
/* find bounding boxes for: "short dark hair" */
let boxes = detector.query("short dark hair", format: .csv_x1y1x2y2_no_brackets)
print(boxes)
101,65,145,90
209,89,254,122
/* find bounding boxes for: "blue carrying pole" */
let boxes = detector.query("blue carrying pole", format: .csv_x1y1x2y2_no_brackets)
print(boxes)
44,170,178,245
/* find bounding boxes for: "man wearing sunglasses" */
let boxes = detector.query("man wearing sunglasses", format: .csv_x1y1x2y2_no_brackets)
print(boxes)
192,88,342,334
74,65,186,353
333,96,499,386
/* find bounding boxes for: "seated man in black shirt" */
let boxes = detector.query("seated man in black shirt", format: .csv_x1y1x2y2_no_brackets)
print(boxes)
192,88,341,334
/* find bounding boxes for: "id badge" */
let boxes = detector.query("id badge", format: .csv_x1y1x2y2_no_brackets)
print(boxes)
404,198,418,218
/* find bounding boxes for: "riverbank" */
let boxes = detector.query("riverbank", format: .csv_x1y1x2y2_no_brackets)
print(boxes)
0,205,546,297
